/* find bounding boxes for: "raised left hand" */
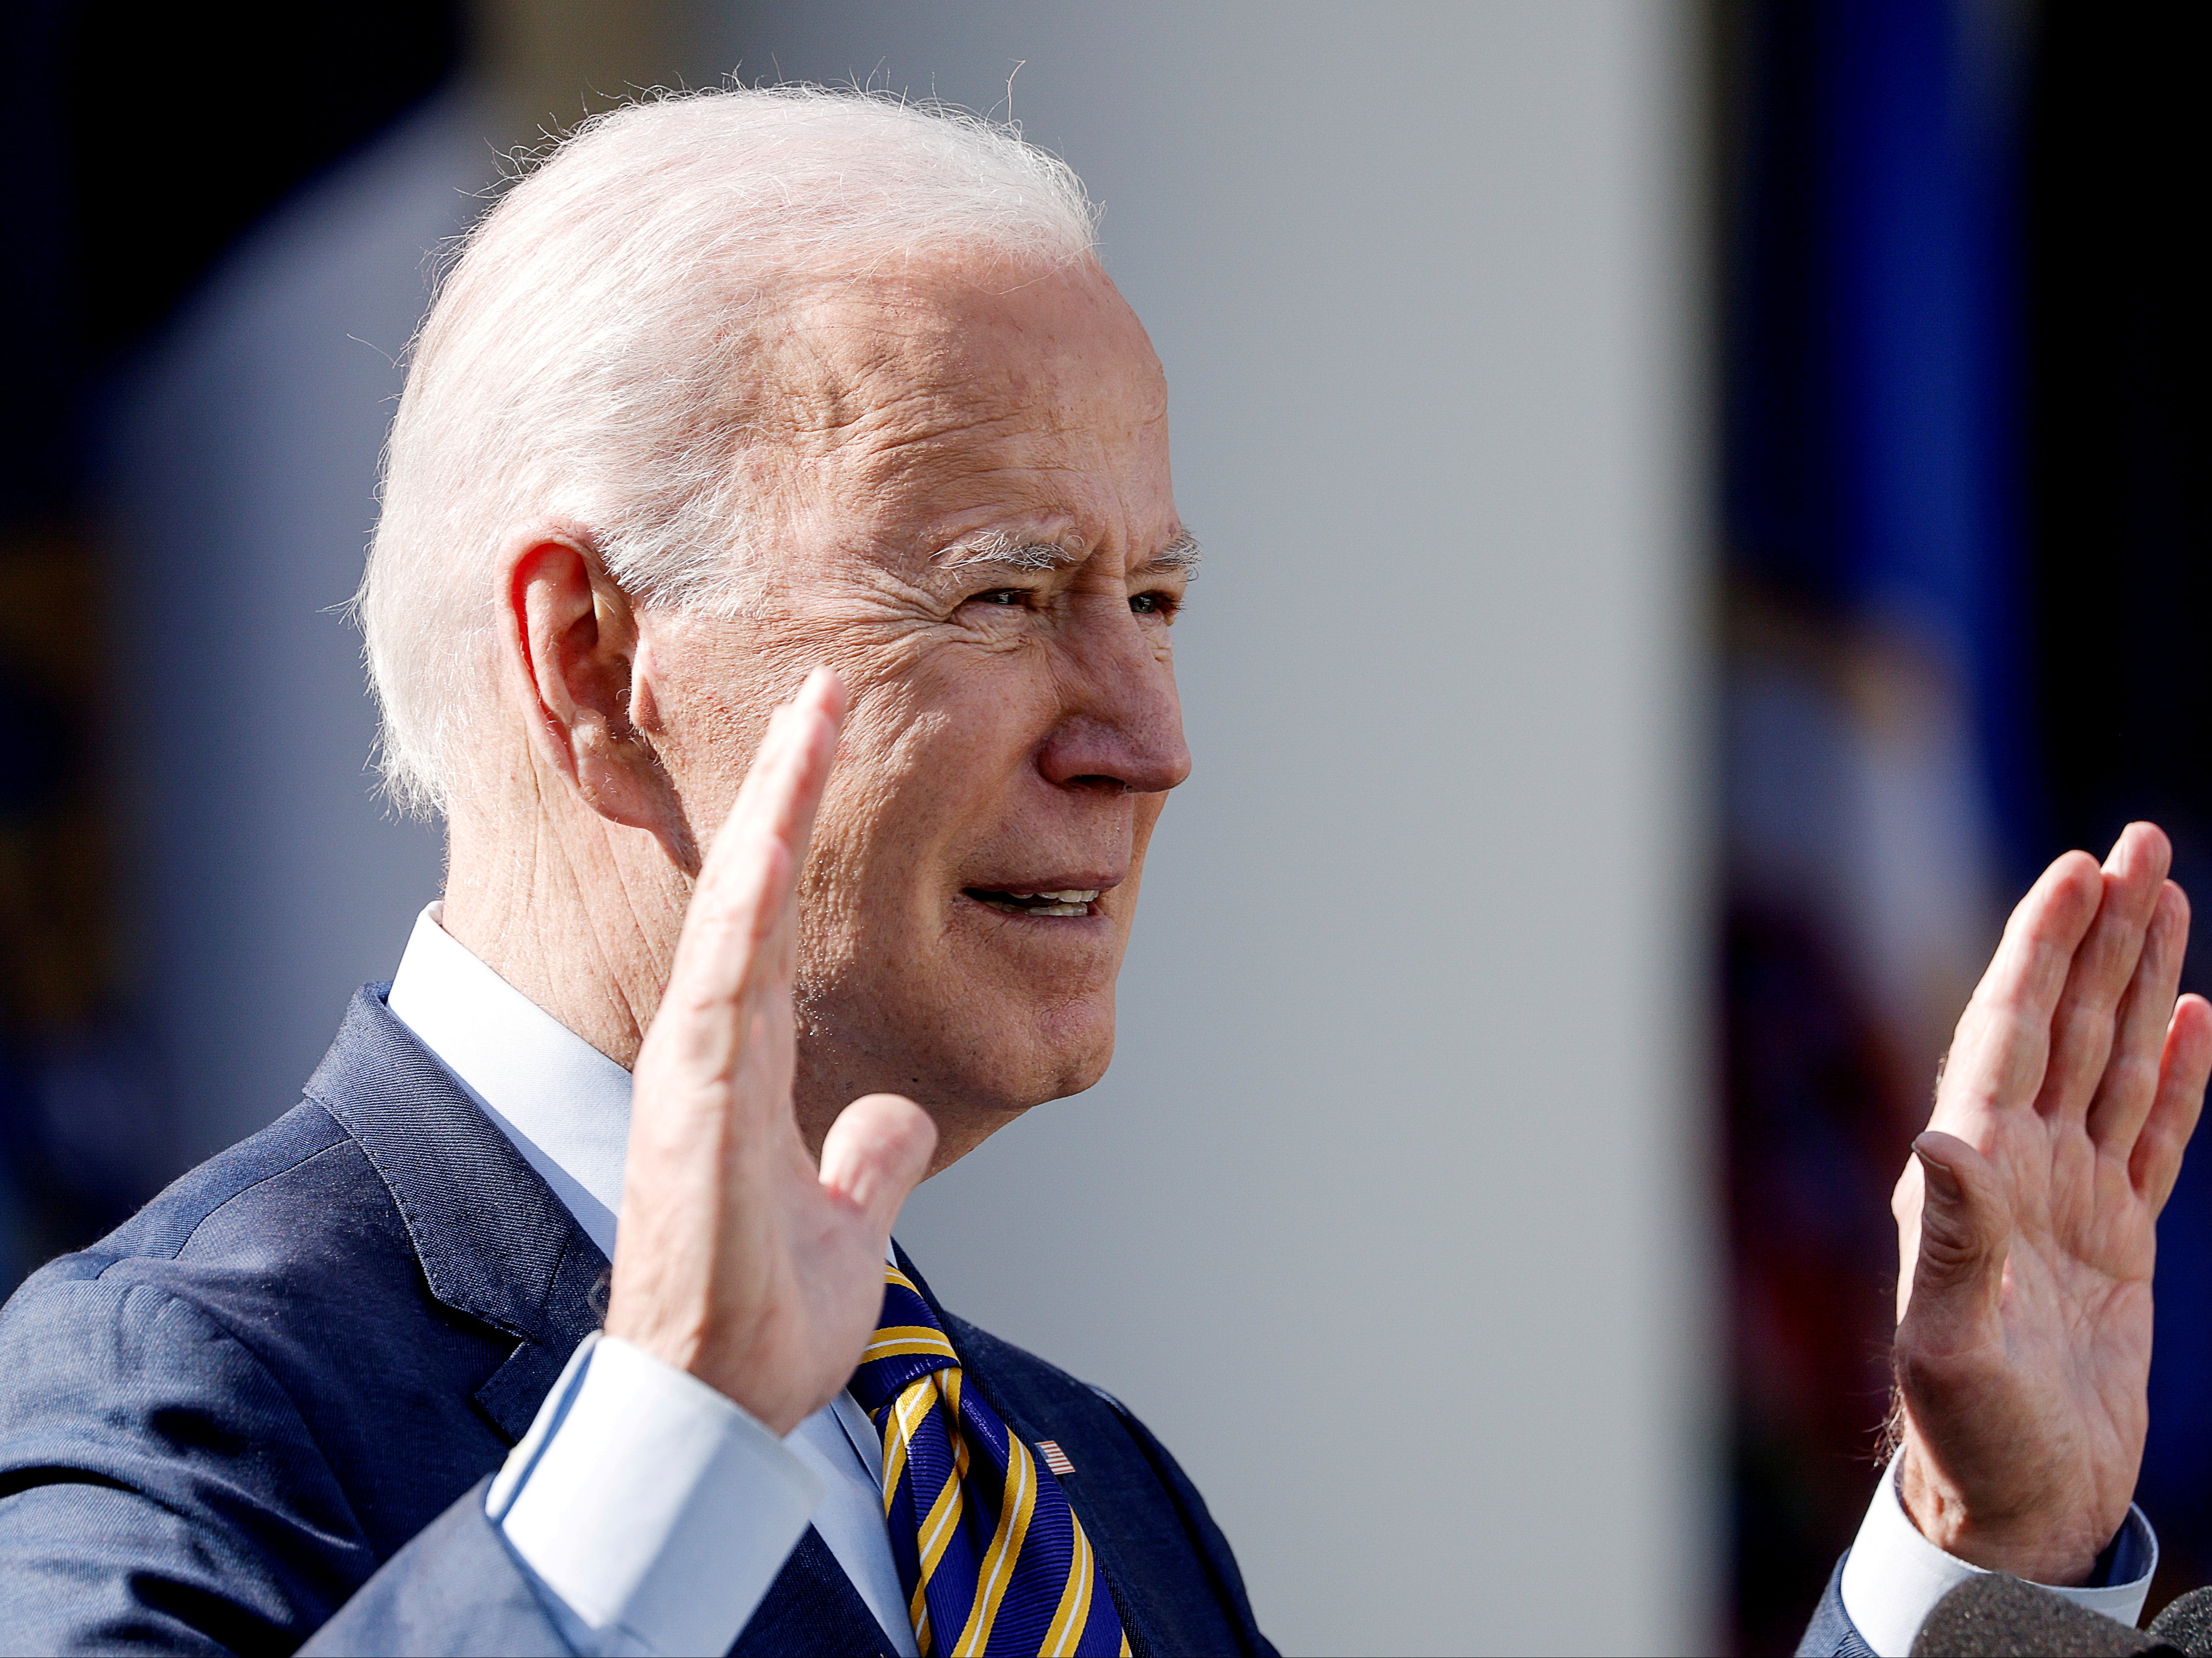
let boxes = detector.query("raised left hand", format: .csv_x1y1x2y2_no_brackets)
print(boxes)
1893,821,2212,1583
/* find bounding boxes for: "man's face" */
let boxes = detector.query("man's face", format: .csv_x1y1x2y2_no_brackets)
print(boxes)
640,257,1191,1144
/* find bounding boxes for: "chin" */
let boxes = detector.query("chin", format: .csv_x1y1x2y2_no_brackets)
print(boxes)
1030,995,1118,1098
943,1004,1117,1115
799,950,1120,1118
892,1023,1110,1173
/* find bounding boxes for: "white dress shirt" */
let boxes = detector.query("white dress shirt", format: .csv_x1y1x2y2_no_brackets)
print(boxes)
1838,1454,2155,1656
384,903,2157,1655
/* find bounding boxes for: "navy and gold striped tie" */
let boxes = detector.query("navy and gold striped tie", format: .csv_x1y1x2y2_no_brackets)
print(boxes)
848,1265,1129,1658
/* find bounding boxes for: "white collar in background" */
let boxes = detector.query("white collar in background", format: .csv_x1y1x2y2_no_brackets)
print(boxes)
385,903,632,1259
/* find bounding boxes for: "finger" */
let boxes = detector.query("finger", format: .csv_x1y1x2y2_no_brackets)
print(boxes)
1897,1130,2013,1344
1934,850,2102,1123
2086,880,2190,1155
2132,992,2212,1212
1891,1157,1925,1327
2035,822,2172,1124
644,671,844,1111
819,1093,938,1238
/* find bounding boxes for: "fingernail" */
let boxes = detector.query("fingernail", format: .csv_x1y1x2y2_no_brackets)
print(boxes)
1914,1142,1961,1200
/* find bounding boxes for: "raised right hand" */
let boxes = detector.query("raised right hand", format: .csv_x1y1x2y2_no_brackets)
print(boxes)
1891,822,2212,1583
604,668,937,1433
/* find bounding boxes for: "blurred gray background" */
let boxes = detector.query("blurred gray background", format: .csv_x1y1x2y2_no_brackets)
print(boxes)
10,4,1714,1653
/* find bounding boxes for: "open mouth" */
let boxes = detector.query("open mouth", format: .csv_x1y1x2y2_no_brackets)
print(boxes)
963,887,1102,918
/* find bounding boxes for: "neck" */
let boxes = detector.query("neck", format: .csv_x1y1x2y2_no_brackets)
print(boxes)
439,779,684,1073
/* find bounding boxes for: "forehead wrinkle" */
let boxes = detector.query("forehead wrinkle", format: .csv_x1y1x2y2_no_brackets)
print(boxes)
744,394,1091,564
753,283,1077,440
805,423,1127,564
742,309,1164,530
761,380,1075,505
735,279,1173,585
753,294,1155,461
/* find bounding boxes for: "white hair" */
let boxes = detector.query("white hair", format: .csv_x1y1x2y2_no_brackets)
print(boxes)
358,86,1099,818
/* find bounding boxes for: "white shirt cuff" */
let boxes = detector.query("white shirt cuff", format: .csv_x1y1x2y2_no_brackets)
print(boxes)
487,1333,825,1657
1839,1453,2156,1657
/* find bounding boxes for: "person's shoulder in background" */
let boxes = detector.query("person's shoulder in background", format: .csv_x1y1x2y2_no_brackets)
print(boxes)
1798,1558,1876,1657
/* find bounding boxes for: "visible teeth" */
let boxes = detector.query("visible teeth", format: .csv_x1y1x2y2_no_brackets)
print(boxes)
969,886,1102,916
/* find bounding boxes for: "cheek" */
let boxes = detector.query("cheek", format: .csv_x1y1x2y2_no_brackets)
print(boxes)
861,674,1046,836
655,725,755,869
796,763,913,953
797,691,1014,926
637,632,777,821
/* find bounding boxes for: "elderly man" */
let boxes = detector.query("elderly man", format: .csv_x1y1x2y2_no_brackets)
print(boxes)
0,87,2203,1658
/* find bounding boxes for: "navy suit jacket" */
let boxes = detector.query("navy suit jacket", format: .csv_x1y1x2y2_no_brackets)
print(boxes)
1799,1561,1875,1657
0,987,1276,1656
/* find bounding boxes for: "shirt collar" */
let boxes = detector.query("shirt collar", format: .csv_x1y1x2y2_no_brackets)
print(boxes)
385,903,632,1259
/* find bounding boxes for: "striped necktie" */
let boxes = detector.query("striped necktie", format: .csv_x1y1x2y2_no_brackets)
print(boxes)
847,1264,1130,1658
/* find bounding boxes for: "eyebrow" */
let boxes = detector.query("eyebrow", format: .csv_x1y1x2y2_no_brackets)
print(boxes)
1137,532,1203,579
935,534,1080,572
933,530,1203,578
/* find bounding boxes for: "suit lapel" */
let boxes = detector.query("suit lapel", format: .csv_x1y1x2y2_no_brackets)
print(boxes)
731,1529,900,1656
303,986,610,1440
305,987,899,1655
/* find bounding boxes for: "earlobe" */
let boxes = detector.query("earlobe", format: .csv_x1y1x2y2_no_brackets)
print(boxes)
505,528,689,856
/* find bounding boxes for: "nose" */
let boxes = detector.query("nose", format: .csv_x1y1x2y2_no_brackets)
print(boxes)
1035,597,1193,796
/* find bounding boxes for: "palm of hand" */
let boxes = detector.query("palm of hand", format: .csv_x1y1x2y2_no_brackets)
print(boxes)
1895,825,2210,1583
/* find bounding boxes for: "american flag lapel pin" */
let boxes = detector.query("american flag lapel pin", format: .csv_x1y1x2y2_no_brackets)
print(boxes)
1036,1439,1076,1476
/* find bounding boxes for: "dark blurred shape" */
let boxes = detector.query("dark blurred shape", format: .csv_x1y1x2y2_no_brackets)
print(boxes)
0,2,463,1277
3,1,466,522
2151,1587,2212,1657
1912,1574,2176,1656
1722,0,2212,1650
2025,7,2212,1618
2028,9,2212,894
1719,0,2028,1648
0,527,146,1259
1722,885,1911,1650
61,2,466,368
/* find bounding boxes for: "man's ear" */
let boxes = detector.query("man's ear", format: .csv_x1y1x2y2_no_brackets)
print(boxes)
504,528,689,857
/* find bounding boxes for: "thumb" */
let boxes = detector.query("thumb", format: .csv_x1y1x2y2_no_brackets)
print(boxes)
1899,1129,2012,1344
820,1093,938,1239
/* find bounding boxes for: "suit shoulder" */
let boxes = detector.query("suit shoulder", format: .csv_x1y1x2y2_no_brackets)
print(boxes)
940,1309,1101,1405
1799,1556,1876,1657
78,1099,357,1267
0,1090,514,1560
1,1099,417,1353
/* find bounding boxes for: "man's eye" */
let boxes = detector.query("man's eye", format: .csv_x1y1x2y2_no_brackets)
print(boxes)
1130,591,1177,618
974,589,1026,606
